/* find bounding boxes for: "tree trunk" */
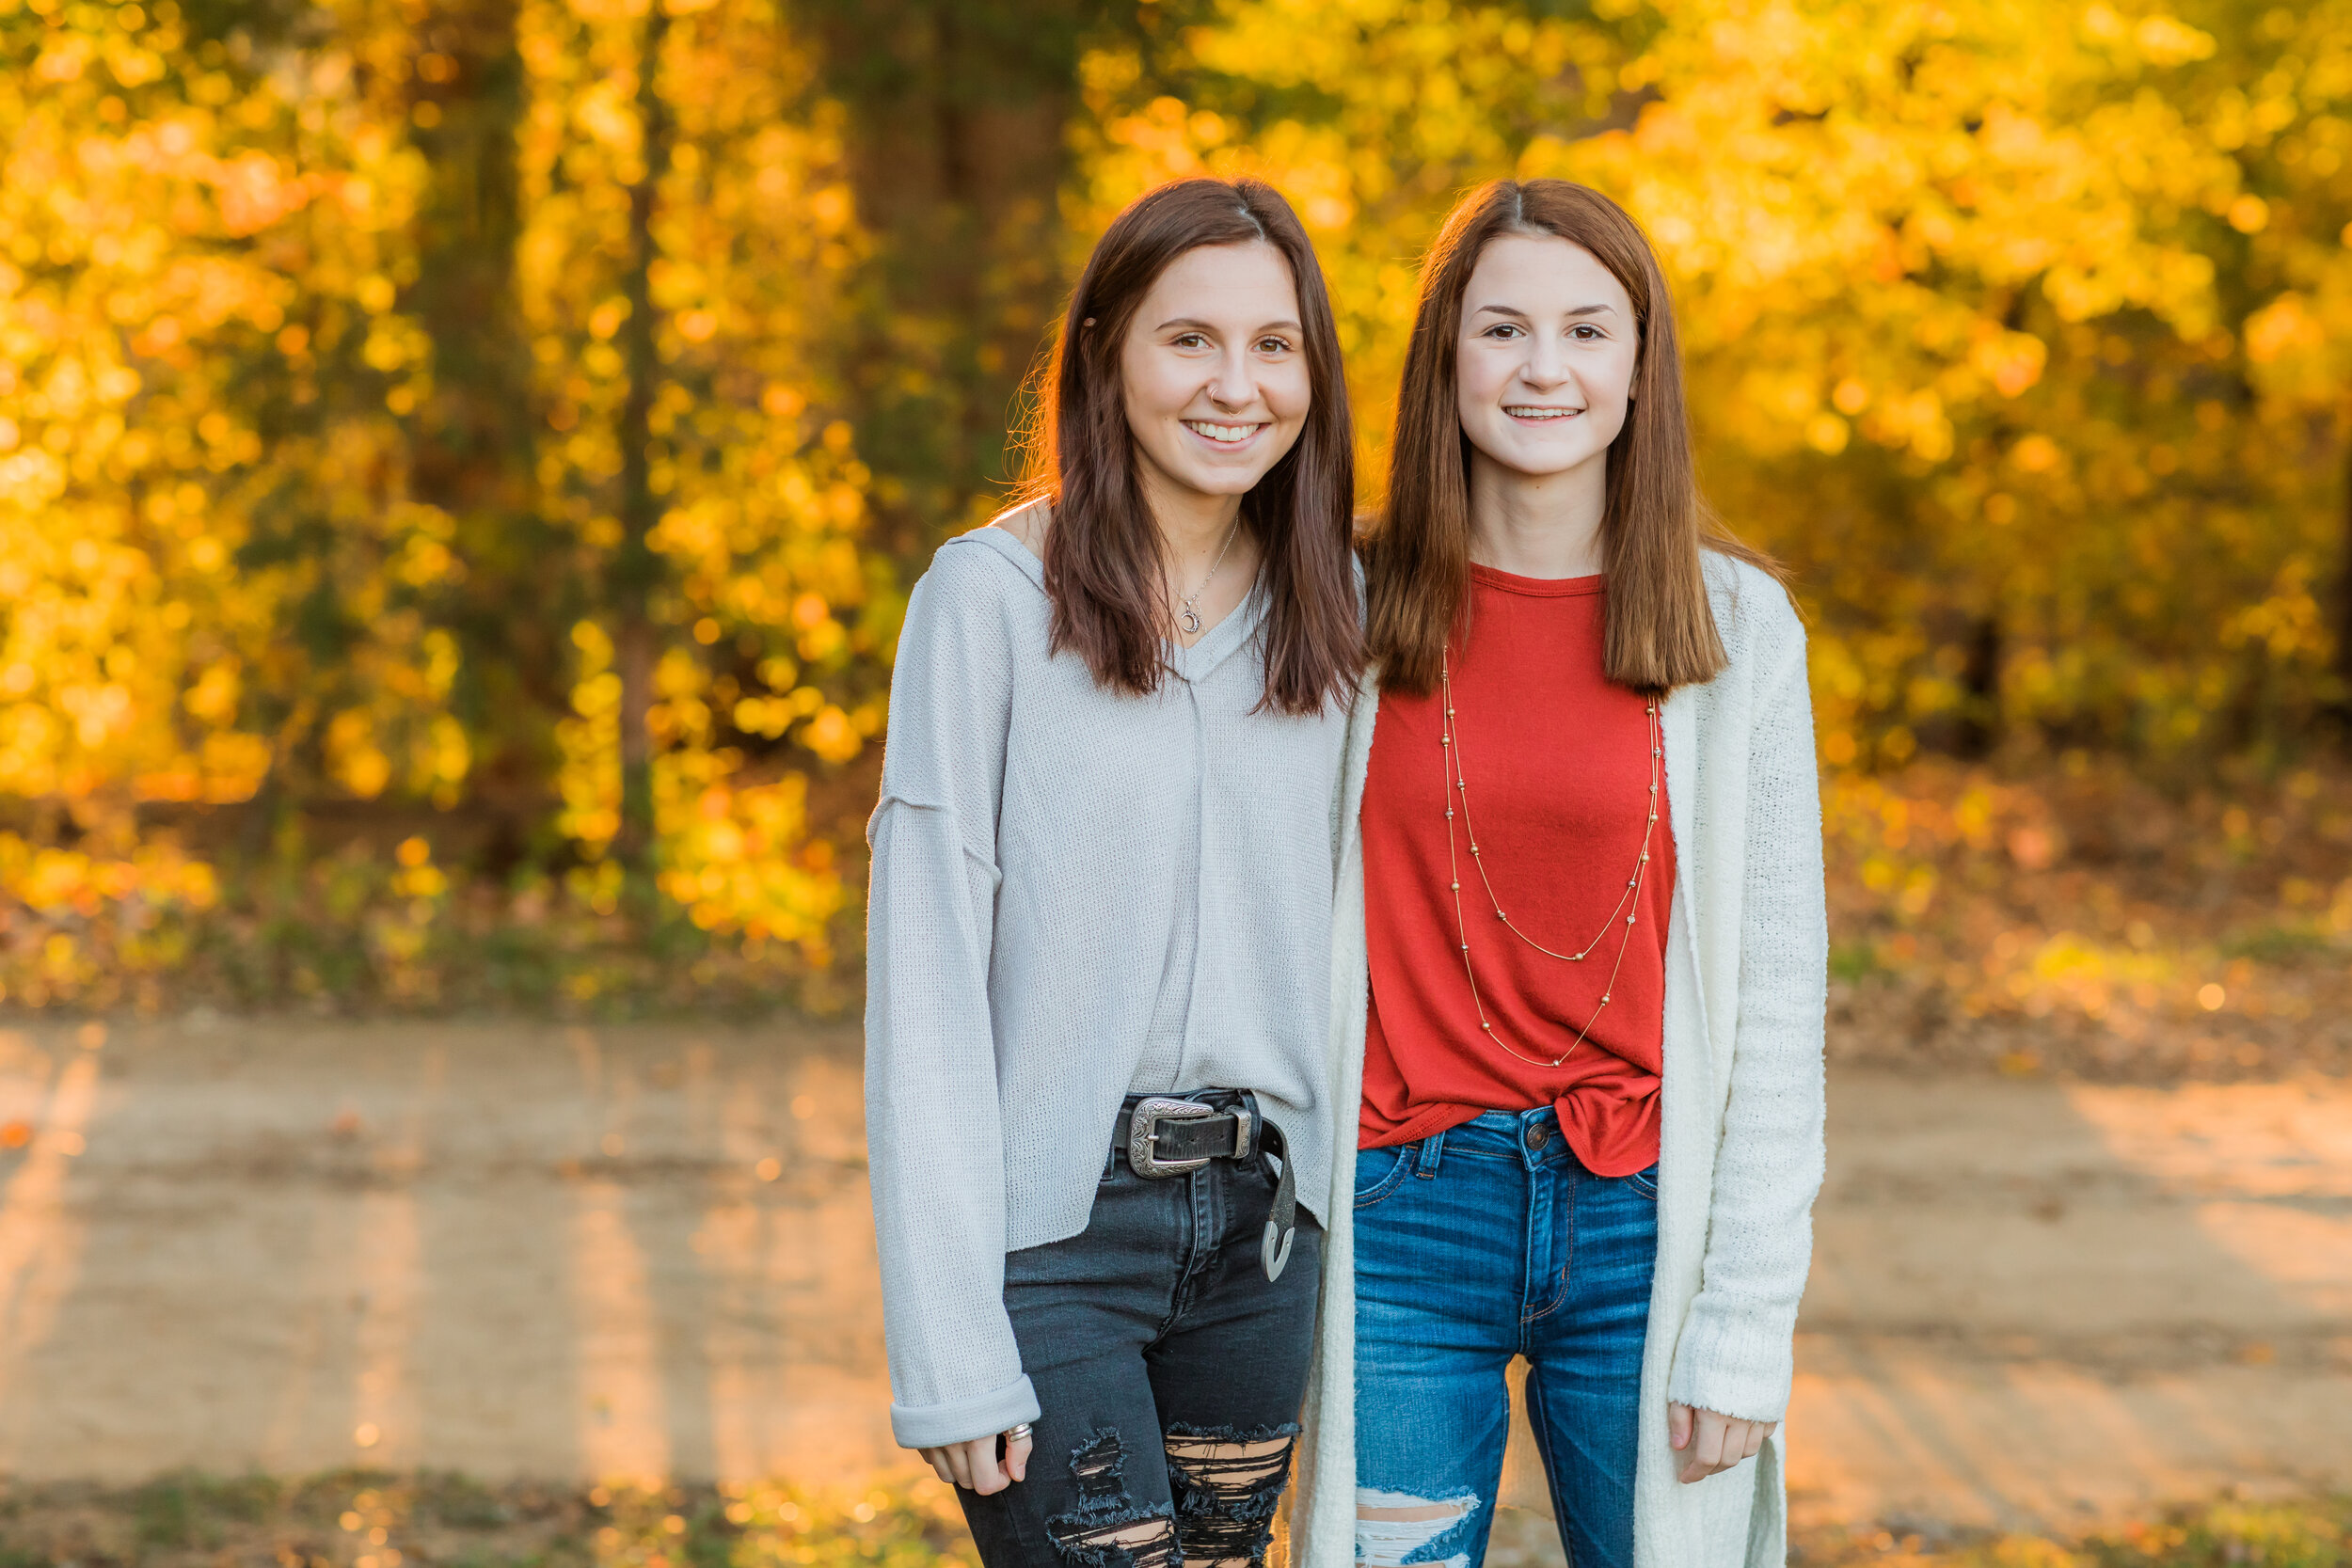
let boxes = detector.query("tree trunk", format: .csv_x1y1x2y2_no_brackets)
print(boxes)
612,0,671,871
399,0,557,812
1957,611,2002,758
811,0,1116,562
2338,434,2352,698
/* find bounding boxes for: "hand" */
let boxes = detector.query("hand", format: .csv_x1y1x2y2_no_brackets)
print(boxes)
919,1427,1033,1495
1668,1403,1775,1484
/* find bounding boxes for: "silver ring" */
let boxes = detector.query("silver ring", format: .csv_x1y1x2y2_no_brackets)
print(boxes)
1004,1422,1034,1442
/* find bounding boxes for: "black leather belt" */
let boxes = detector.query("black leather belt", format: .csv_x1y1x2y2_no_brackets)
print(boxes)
1115,1092,1298,1281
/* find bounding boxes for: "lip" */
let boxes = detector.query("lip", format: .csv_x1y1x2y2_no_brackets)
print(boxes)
1182,419,1268,449
1503,406,1582,423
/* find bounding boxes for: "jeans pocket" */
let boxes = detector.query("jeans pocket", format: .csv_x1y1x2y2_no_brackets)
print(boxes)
1626,1163,1661,1201
1353,1145,1413,1209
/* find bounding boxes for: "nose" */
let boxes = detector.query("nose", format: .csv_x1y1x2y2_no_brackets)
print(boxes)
1522,331,1569,389
1205,342,1257,410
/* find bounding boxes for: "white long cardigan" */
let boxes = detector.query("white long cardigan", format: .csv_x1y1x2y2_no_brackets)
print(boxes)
1293,554,1829,1568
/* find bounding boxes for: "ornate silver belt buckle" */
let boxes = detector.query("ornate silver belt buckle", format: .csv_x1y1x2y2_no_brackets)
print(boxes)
1129,1097,1216,1179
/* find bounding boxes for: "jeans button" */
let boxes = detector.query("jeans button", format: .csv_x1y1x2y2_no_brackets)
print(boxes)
1525,1124,1549,1150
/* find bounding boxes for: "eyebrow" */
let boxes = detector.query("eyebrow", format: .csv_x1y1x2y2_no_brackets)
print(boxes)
1156,317,1305,334
1470,303,1618,320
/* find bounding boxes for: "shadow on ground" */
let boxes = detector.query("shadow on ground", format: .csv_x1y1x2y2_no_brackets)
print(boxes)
0,1018,2340,1564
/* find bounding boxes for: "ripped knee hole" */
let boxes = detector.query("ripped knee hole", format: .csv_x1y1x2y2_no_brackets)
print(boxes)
1355,1487,1478,1568
1046,1428,1178,1568
1046,1513,1178,1568
1165,1428,1297,1568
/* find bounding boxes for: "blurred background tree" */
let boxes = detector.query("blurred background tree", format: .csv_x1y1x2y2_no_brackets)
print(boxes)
1081,0,2352,768
6,0,2352,1023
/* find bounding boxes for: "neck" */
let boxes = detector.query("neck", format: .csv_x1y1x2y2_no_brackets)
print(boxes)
1466,445,1607,578
1136,454,1245,562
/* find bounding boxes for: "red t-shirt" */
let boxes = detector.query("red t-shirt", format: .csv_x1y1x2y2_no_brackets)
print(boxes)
1359,565,1673,1176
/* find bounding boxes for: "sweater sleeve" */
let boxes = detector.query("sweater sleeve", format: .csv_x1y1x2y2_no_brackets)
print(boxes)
864,542,1041,1449
1665,622,1829,1424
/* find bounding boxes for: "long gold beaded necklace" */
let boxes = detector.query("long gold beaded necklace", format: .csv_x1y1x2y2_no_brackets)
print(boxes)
1438,647,1663,1069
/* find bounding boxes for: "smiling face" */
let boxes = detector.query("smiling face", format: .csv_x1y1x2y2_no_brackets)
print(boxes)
1120,241,1311,507
1454,231,1640,484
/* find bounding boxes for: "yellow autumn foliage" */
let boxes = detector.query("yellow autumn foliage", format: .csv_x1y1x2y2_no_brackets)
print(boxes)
7,0,2352,1007
1078,0,2352,763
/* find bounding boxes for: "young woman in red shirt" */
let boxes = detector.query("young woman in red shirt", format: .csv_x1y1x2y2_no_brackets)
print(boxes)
1322,180,1828,1568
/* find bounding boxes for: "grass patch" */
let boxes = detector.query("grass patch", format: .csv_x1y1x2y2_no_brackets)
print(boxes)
0,1475,2340,1568
1790,1495,2352,1567
0,1475,972,1568
1829,941,1884,985
2217,922,2339,965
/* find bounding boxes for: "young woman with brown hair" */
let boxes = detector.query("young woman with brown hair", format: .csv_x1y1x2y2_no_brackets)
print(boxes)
1289,179,1828,1568
864,176,1362,1568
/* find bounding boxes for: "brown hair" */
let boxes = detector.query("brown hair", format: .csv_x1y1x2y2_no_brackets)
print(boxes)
1013,177,1362,716
1362,178,1777,696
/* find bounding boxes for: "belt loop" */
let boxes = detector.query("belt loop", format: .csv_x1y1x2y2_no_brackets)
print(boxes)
1416,1127,1445,1179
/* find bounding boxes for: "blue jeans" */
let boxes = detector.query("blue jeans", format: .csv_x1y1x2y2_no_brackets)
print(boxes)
1353,1108,1658,1568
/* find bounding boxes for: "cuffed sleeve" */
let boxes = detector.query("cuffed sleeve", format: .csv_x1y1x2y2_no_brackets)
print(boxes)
1665,627,1828,1424
890,1368,1040,1450
864,543,1036,1449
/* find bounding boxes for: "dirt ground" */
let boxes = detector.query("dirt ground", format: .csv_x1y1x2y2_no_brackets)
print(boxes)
0,1016,2341,1556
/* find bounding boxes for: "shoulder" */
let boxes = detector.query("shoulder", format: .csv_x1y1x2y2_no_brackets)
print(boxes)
914,526,1045,618
1701,549,1804,673
895,528,1046,676
992,498,1050,556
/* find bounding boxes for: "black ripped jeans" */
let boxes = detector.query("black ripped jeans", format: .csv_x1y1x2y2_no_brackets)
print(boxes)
957,1095,1324,1568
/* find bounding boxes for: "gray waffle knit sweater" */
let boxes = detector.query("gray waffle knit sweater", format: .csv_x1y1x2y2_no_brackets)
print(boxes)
864,526,1349,1449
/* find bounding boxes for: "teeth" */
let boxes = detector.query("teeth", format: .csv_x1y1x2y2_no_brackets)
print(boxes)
1504,407,1578,420
1184,420,1257,443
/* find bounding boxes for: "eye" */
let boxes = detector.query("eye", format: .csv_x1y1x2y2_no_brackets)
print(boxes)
1254,335,1293,354
1482,323,1525,341
1570,324,1606,341
1171,331,1209,349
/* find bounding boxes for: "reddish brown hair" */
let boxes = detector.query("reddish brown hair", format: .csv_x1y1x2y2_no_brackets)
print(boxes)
1363,178,1777,696
1013,177,1362,716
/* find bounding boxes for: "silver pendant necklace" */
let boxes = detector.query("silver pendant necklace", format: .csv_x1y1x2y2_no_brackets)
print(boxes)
1174,516,1243,637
